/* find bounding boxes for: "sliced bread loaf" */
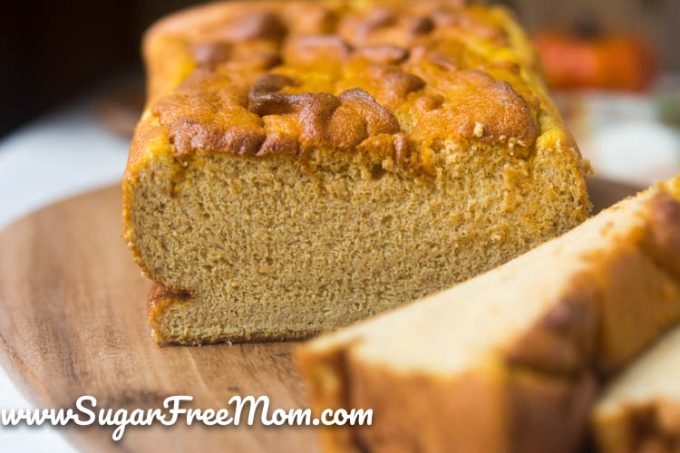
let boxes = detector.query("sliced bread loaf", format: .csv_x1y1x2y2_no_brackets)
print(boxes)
123,0,590,345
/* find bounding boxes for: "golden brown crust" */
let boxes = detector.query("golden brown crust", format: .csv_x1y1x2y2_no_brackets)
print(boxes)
135,0,570,167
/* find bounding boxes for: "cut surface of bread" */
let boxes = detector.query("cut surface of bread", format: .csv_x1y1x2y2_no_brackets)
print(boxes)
123,0,590,344
297,177,680,453
594,328,680,453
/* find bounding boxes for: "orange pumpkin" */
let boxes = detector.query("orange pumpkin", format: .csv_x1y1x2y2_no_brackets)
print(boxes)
533,31,656,91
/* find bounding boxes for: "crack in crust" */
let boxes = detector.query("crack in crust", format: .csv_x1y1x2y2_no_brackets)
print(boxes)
145,0,551,167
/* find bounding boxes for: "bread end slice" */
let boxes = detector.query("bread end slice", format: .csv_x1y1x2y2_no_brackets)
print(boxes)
595,350,680,453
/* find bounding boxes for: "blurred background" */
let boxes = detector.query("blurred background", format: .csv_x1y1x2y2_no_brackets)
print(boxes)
0,0,679,188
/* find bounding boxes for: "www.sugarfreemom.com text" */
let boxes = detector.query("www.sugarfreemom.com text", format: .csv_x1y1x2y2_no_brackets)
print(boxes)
0,395,373,441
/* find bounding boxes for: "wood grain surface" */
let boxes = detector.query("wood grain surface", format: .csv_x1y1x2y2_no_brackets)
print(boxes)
0,177,637,452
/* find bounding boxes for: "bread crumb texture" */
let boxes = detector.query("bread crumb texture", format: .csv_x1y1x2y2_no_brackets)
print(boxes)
123,0,591,344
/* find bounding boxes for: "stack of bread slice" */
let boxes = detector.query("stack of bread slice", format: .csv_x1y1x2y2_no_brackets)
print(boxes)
591,180,680,453
595,324,680,452
298,176,680,452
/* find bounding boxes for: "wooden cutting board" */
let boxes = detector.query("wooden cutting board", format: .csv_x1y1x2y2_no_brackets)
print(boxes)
0,178,637,452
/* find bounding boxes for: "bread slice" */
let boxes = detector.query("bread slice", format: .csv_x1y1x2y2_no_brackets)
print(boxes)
297,177,680,453
123,0,590,344
594,331,680,452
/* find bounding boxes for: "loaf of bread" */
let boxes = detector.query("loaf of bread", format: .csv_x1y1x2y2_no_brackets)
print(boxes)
297,177,680,453
595,329,680,452
123,0,590,345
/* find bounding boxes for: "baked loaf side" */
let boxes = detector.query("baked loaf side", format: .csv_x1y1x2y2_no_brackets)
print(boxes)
123,0,591,344
297,177,680,453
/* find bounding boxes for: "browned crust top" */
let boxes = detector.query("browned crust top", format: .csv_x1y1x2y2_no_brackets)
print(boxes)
139,0,564,168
